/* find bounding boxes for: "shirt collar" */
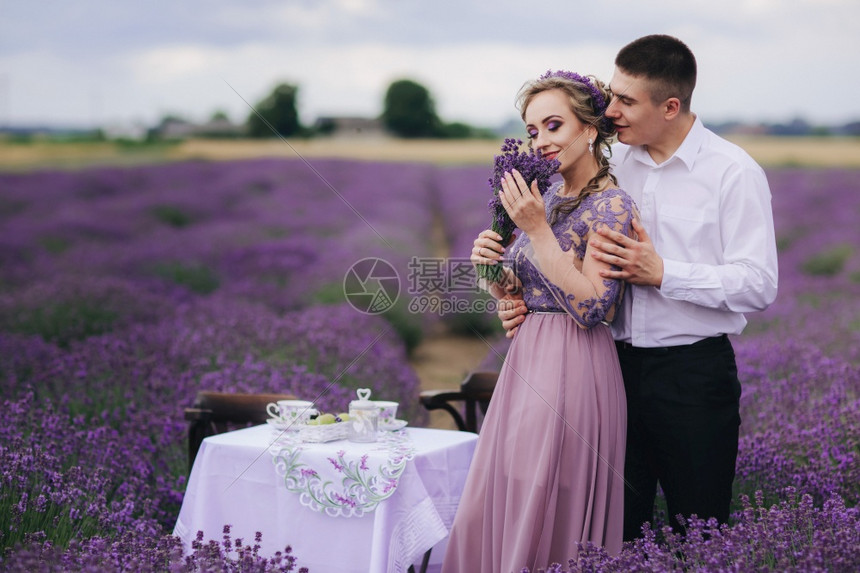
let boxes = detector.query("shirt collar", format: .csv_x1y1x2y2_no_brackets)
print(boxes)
628,115,705,171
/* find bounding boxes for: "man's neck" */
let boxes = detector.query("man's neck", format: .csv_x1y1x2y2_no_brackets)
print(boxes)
644,113,696,165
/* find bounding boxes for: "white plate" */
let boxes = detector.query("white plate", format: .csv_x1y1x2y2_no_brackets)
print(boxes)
380,419,408,431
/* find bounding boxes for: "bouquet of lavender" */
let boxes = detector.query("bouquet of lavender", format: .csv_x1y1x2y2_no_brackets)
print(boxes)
478,138,560,284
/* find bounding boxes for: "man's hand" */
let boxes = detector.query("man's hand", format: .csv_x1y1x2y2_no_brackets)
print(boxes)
497,295,527,339
590,219,664,287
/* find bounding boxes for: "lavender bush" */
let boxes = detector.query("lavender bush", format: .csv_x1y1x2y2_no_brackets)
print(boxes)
0,158,430,567
531,488,860,572
1,160,859,570
2,526,307,572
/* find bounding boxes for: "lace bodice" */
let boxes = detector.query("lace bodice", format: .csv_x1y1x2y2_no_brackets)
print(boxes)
507,183,637,327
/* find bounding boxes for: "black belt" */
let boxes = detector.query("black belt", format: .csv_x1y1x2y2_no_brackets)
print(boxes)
615,334,728,355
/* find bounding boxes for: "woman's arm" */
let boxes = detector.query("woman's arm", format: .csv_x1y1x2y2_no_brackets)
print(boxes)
500,170,634,327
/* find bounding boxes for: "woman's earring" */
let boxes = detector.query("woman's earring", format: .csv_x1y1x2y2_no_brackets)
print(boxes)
588,139,594,154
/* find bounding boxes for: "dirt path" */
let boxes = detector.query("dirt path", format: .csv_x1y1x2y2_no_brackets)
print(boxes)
408,329,491,430
406,197,496,430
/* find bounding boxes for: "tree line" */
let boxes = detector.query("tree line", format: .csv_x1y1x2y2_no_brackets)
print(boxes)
246,79,493,139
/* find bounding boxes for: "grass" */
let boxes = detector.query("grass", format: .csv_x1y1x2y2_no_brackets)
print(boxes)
152,261,220,294
2,302,120,348
2,135,860,171
801,244,854,276
150,205,194,228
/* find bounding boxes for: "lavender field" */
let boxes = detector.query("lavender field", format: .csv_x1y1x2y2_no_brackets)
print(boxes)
1,157,859,571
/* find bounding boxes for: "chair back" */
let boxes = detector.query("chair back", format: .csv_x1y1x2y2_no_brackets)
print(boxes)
419,370,499,433
185,390,296,471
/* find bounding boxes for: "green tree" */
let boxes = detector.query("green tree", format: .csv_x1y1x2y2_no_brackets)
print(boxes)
210,109,230,121
381,79,441,138
438,121,496,140
247,83,303,138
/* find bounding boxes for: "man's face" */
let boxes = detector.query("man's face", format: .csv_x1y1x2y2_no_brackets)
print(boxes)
605,68,666,147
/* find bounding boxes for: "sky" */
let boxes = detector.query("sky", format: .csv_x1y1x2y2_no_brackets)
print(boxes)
2,0,859,131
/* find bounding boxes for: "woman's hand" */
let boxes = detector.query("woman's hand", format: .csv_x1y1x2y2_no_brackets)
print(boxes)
499,169,548,236
471,229,511,268
471,230,521,299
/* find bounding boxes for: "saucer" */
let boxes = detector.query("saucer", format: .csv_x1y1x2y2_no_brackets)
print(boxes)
267,418,302,432
380,419,408,431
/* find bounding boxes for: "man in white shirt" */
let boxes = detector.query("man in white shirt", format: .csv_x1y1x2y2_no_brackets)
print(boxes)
498,35,778,540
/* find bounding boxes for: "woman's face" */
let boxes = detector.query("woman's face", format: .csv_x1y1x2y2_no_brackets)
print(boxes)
523,89,592,177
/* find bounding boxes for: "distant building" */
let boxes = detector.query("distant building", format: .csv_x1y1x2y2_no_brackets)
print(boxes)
312,116,386,139
152,116,246,140
102,121,150,140
195,117,247,138
706,121,771,136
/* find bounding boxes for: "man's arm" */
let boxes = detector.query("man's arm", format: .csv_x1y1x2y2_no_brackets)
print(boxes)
591,167,778,313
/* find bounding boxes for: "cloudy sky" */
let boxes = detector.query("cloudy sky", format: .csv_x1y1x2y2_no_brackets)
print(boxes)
2,0,858,131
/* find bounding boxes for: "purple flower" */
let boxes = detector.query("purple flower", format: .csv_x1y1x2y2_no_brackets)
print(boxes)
478,138,560,284
333,493,356,508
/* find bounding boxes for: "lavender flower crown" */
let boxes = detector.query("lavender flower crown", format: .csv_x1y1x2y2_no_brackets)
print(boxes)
538,69,613,133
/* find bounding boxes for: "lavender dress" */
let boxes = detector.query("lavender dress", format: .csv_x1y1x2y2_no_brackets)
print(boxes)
443,185,635,573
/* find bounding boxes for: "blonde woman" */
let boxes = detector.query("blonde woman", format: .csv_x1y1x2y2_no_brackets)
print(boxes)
443,70,635,572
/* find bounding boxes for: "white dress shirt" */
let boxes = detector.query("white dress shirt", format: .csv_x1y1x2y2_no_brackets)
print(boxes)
609,116,779,347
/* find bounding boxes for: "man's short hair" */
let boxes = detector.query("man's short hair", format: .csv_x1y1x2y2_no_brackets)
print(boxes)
615,34,697,112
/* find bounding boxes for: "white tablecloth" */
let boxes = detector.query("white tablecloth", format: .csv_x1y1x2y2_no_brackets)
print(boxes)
173,425,478,572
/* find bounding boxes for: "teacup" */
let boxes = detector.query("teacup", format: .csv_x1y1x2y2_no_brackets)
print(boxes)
374,401,399,426
266,399,318,425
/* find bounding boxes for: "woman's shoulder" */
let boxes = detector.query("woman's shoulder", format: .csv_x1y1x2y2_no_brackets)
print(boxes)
600,186,632,199
582,187,637,233
584,186,636,209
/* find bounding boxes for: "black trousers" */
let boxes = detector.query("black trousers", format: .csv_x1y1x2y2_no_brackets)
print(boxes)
615,334,741,541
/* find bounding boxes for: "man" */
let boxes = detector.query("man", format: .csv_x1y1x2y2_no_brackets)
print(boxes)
498,35,778,541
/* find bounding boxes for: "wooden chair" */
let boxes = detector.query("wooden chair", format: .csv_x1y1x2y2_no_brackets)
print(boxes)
418,371,499,433
184,390,296,471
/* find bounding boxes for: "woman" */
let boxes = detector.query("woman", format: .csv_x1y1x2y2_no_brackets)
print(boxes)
442,71,636,572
